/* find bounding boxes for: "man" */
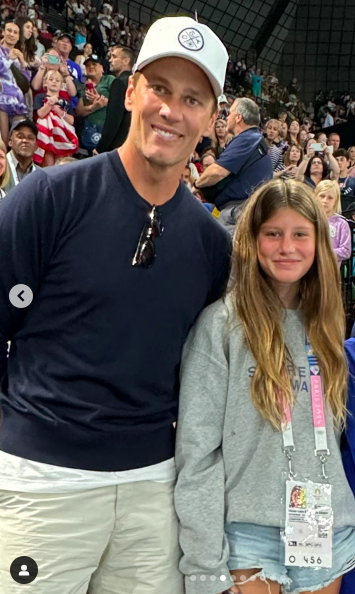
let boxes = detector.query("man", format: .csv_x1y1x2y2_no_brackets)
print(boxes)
194,97,273,235
95,46,134,153
334,148,355,197
0,15,231,594
201,152,216,171
76,54,115,152
56,33,83,107
328,132,341,151
4,119,39,193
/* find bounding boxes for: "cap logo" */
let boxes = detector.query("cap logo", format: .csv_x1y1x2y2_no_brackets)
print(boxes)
178,28,204,52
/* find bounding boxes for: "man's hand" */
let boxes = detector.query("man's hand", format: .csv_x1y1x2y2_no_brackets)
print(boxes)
59,59,70,77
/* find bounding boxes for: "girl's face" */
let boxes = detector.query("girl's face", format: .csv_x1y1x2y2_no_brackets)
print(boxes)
0,149,6,177
299,130,308,143
45,72,62,92
23,20,33,40
349,147,355,161
317,190,337,217
215,120,227,138
257,207,316,294
317,134,327,145
84,43,92,55
289,121,300,135
289,146,301,163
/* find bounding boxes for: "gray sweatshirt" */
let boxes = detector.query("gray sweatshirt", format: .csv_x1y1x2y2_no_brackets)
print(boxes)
174,296,355,594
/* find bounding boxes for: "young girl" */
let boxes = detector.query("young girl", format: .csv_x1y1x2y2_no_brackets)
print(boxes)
33,69,78,167
315,180,352,266
175,178,355,594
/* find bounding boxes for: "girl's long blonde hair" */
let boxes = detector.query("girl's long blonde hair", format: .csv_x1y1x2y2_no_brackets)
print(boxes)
315,180,342,215
230,178,347,430
0,139,10,190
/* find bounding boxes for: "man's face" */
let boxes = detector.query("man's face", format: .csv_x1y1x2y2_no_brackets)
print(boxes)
57,37,72,57
125,57,216,170
335,155,349,175
86,60,103,78
4,23,20,46
202,155,215,171
109,48,128,74
329,135,340,150
9,127,37,159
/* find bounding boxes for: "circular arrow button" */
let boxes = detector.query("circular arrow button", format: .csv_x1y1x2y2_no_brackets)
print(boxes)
9,284,33,309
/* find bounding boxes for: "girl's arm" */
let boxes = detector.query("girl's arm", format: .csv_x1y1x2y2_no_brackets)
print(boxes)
174,305,235,594
37,101,53,118
334,220,352,262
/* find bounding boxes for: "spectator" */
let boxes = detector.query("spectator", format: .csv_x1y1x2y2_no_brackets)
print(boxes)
56,33,83,107
274,144,303,179
201,152,216,172
194,97,272,235
286,120,300,144
299,128,308,149
334,149,355,198
4,119,38,193
214,118,232,157
0,139,10,200
297,146,339,187
87,8,105,57
95,46,133,154
251,68,263,98
74,19,87,50
348,146,355,170
328,132,341,150
33,25,45,59
33,70,78,166
217,94,229,119
15,16,38,67
279,121,288,140
31,49,77,105
323,106,334,128
76,54,114,153
74,41,92,76
306,101,314,119
315,180,351,266
0,20,30,146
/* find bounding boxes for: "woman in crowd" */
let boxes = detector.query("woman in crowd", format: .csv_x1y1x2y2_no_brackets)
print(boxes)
298,127,308,150
348,147,355,170
75,41,92,76
0,139,10,200
275,144,304,179
315,180,351,266
74,20,87,50
297,146,339,187
214,118,233,157
175,177,355,594
286,119,300,145
265,119,288,152
0,20,30,146
14,16,38,67
33,25,45,59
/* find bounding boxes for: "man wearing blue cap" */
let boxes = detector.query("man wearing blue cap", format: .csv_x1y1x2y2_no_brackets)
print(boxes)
0,15,231,594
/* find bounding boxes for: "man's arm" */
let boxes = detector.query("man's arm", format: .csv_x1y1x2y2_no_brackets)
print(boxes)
194,163,230,189
96,78,127,153
0,171,58,380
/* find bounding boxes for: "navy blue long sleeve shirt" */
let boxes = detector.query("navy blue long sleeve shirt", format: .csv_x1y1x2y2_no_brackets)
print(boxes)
0,151,231,471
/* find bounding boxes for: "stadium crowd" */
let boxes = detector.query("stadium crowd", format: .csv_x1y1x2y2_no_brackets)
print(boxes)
1,4,355,594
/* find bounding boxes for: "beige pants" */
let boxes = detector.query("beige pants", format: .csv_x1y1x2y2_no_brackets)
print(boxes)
0,481,184,594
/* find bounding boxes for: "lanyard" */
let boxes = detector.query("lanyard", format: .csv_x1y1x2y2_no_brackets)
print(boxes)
282,337,329,480
7,152,35,187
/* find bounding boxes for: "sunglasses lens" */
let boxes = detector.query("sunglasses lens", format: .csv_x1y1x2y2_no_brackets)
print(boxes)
136,238,155,268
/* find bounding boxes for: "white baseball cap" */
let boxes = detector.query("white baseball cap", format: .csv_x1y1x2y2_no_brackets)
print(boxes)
133,16,228,98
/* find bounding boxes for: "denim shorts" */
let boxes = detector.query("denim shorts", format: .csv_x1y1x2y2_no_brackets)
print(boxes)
225,522,355,593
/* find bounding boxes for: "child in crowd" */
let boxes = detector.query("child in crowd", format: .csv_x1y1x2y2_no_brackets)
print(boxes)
175,178,355,594
33,69,78,167
315,180,352,266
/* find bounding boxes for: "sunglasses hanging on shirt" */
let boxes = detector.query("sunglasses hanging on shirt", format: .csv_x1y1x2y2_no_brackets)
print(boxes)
132,206,164,268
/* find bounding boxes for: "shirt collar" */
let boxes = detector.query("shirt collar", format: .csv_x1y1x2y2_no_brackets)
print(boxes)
9,151,35,173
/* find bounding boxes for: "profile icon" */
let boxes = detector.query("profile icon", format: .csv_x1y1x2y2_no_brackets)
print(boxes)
10,556,38,584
